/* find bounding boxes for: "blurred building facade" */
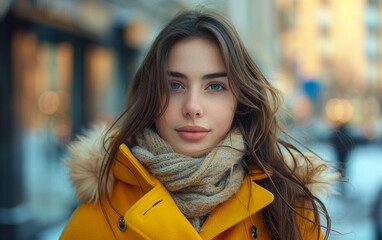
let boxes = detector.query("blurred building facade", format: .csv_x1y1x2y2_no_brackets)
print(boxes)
276,0,382,141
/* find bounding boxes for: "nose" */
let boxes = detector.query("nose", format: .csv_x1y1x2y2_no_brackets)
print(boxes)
183,91,203,118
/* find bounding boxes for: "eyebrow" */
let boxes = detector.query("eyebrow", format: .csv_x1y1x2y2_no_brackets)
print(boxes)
167,71,227,80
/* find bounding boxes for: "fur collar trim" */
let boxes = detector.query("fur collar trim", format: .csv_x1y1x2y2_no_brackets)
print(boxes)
63,125,115,204
64,125,340,203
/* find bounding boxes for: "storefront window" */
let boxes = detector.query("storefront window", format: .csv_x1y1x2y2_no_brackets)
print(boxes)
11,29,75,226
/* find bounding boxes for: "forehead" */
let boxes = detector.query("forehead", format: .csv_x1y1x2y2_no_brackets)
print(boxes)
167,37,226,73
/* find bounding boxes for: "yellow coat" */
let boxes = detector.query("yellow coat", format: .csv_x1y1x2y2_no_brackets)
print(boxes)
60,141,326,240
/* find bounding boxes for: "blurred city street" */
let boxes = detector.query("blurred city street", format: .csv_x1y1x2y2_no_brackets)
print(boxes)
316,143,382,240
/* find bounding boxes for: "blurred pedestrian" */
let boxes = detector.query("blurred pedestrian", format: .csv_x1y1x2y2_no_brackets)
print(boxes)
330,123,353,194
60,8,339,240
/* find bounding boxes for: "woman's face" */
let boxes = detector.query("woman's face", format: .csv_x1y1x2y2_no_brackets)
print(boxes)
155,37,237,157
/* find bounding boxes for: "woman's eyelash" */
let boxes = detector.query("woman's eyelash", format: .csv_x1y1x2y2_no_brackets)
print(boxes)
207,82,226,90
169,82,183,90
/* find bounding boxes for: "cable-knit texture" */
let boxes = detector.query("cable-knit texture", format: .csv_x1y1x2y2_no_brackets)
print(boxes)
131,127,246,232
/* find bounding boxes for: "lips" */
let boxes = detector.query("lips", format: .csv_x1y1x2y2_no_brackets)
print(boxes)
176,125,210,141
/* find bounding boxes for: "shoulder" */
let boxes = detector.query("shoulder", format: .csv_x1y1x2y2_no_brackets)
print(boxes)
60,203,111,239
60,180,144,240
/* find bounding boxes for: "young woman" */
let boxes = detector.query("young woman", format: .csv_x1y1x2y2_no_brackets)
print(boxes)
60,9,339,240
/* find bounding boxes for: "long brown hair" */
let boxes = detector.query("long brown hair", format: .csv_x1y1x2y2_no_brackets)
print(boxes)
100,8,331,240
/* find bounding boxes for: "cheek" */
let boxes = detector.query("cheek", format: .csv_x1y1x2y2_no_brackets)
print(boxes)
154,116,164,133
211,100,236,128
154,103,176,136
155,114,170,132
217,109,235,126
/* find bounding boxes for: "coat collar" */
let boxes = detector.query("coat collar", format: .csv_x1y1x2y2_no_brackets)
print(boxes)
113,144,160,193
114,143,274,239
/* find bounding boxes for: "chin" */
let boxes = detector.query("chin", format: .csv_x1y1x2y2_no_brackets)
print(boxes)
171,145,206,157
179,148,208,158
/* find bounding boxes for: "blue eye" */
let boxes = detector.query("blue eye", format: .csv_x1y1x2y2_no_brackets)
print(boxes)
207,83,224,91
169,82,183,90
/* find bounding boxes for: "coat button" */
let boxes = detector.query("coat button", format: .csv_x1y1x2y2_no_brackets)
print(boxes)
250,225,258,238
118,216,127,232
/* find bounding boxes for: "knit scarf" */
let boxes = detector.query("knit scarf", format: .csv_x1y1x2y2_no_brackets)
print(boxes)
131,127,246,232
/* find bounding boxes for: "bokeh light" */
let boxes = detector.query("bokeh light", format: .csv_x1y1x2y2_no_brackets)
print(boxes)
38,91,60,115
325,98,354,125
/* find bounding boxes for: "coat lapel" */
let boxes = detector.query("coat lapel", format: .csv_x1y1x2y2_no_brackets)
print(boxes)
113,144,160,193
199,175,274,240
